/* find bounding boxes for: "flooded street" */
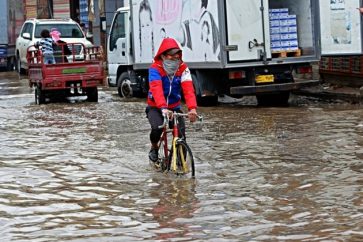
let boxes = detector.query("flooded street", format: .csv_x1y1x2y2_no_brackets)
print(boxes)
0,71,362,241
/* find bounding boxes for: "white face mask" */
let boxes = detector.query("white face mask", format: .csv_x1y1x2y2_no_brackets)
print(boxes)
162,59,180,76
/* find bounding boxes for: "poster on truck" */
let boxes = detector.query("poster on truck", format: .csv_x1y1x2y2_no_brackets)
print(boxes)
132,0,221,63
320,0,362,55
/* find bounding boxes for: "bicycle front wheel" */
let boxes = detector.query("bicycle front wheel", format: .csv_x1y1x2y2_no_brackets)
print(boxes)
172,140,195,178
157,138,170,172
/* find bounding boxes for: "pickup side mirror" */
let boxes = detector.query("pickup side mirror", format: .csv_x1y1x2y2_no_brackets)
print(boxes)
22,33,31,40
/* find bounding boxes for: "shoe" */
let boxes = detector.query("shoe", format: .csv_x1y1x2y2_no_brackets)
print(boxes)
149,149,158,162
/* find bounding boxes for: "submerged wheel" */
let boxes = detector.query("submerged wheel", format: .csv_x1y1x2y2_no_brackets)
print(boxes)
172,140,195,178
7,57,15,71
117,72,133,98
35,85,46,105
155,138,170,172
87,87,98,102
256,92,290,107
196,95,218,107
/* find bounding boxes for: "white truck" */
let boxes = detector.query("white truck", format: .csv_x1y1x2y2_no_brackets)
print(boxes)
0,1,24,71
106,0,359,106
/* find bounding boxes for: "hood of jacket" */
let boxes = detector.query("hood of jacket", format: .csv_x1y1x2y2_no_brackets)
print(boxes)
154,38,182,61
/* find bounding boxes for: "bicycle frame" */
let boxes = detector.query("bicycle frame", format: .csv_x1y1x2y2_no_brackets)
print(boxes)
157,111,200,174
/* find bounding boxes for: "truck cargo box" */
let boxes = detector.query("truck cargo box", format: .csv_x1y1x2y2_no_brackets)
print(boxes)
0,1,24,70
107,0,322,106
130,0,320,69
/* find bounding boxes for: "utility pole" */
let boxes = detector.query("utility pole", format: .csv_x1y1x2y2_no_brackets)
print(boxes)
99,0,106,60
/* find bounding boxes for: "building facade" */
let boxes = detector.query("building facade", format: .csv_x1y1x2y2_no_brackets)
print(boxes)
22,0,125,47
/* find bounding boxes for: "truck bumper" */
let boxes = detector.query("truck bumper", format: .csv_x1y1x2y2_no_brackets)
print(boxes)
230,79,320,95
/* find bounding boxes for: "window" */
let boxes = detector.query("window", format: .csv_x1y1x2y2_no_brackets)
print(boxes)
109,12,127,51
21,23,34,39
34,24,84,38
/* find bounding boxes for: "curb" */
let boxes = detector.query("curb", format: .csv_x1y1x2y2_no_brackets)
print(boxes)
294,86,362,104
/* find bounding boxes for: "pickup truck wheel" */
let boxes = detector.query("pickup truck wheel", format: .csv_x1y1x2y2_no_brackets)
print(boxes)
117,72,133,98
87,87,98,102
35,85,46,105
16,56,25,75
256,92,290,106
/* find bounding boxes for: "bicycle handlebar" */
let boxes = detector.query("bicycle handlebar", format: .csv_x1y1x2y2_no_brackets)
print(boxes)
158,111,203,129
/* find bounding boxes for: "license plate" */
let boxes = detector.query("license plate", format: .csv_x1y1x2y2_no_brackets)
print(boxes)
62,67,87,74
256,75,274,83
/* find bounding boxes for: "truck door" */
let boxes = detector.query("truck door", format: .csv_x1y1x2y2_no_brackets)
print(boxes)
225,0,271,62
319,0,362,55
108,10,131,66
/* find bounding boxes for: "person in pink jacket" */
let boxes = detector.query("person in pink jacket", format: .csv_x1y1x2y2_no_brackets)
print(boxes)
146,38,198,163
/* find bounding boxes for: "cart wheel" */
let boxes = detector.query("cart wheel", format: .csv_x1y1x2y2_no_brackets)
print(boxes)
35,85,46,105
87,87,98,102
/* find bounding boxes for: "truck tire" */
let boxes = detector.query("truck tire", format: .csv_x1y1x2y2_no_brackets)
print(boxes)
196,95,218,107
35,85,46,105
6,57,15,71
256,92,290,106
86,87,98,102
192,73,218,107
117,72,133,98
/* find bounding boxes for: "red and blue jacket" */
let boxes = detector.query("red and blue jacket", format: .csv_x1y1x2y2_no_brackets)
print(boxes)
147,38,197,111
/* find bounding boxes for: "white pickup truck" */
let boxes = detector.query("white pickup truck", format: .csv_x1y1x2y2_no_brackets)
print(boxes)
16,18,93,74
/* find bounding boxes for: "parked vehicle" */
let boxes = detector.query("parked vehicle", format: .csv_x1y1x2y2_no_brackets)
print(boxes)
0,1,24,71
107,0,323,106
16,18,93,74
26,43,104,104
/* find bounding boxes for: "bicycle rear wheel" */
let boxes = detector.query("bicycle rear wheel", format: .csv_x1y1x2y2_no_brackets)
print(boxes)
172,140,195,178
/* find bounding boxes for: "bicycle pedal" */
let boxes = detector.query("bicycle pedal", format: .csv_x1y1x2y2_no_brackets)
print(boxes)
150,160,161,170
154,162,161,169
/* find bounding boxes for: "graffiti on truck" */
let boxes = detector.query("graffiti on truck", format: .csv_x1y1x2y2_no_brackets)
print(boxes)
134,0,220,63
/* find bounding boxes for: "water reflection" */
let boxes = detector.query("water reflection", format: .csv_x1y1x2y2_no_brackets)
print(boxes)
0,71,362,241
147,177,199,240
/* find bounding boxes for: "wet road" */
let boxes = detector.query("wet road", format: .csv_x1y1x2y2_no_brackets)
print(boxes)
0,71,362,241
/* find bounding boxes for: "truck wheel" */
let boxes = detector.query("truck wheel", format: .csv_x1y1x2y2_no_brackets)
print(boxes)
87,87,98,102
117,72,133,98
256,92,290,106
192,73,218,107
35,85,46,105
196,95,218,107
6,57,15,71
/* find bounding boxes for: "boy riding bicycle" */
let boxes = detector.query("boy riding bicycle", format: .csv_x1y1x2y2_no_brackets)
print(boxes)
146,38,198,163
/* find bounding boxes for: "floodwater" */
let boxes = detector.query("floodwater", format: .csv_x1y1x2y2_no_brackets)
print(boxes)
0,71,362,241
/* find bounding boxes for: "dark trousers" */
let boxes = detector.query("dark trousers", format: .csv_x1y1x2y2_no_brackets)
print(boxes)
146,107,186,144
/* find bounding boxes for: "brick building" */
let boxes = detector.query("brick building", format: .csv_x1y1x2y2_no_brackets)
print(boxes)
22,0,125,47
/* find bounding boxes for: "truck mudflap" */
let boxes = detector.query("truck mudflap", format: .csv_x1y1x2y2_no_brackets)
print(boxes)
230,79,320,95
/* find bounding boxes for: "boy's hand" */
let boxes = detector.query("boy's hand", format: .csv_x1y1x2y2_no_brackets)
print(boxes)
188,109,197,122
162,109,173,119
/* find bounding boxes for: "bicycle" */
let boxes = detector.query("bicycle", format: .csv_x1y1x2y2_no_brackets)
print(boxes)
151,111,202,178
